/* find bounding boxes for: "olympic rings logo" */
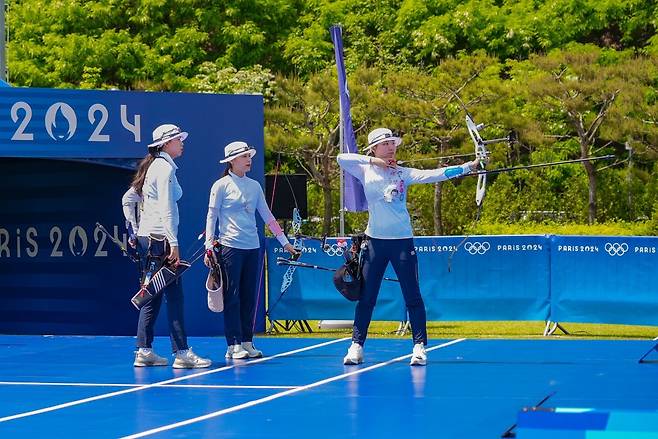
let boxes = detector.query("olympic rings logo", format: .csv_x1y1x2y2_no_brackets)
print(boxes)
324,243,345,257
604,242,628,256
464,242,491,255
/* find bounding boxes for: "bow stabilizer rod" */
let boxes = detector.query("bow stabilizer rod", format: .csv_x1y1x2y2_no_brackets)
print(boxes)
474,154,615,176
276,257,399,283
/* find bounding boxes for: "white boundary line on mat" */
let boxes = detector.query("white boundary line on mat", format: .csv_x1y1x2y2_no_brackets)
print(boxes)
0,337,349,423
122,338,466,439
0,381,298,390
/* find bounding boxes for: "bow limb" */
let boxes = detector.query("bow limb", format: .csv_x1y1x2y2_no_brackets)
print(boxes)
444,88,489,208
476,173,486,208
279,207,303,294
279,264,296,294
291,207,302,236
448,113,488,271
466,114,488,208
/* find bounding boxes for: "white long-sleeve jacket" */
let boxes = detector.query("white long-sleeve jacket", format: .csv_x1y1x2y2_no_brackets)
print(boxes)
337,153,472,239
121,186,141,234
205,171,290,250
137,152,182,246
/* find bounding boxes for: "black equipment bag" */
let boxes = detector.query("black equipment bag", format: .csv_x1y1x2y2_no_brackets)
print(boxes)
333,259,362,301
130,234,173,310
140,234,168,286
332,234,367,301
131,260,191,310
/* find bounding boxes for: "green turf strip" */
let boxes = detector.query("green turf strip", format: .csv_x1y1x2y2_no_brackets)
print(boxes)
263,320,658,340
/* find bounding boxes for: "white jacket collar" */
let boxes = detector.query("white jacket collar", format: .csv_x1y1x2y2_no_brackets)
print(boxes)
229,170,246,179
158,151,178,170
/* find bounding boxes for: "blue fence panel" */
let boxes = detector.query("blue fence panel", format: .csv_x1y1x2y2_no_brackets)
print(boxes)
266,238,404,321
550,236,658,325
266,235,551,322
419,235,550,321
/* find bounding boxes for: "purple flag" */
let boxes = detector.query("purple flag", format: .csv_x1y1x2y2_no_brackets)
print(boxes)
330,25,368,212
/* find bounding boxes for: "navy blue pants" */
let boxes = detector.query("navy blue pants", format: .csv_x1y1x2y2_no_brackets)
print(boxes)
221,246,260,346
353,237,427,346
135,236,188,353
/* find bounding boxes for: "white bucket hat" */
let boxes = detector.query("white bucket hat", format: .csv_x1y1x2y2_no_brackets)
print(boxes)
364,127,402,153
219,141,257,163
147,124,188,148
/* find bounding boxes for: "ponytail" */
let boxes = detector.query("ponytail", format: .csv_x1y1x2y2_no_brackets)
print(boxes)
222,163,232,177
131,153,156,196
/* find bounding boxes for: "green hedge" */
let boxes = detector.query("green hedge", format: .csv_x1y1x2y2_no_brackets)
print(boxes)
470,219,658,236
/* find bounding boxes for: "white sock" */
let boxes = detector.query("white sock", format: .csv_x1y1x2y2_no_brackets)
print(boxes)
138,348,152,354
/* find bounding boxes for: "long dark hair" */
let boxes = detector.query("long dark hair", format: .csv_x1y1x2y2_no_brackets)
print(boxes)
222,163,232,177
131,153,156,196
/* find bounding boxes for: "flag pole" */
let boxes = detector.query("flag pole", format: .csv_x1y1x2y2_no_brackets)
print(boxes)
335,25,346,236
339,74,345,236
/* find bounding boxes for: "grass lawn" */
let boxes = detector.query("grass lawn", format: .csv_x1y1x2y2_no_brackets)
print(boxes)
262,320,658,340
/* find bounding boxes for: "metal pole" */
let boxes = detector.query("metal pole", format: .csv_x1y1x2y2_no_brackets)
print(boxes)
338,63,345,236
0,0,6,81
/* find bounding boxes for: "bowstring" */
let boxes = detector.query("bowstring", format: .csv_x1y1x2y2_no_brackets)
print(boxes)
253,152,283,332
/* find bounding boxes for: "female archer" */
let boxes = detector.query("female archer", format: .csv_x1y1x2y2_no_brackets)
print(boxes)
123,124,212,369
204,141,299,360
337,127,482,366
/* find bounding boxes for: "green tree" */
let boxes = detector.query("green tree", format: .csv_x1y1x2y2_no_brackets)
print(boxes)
514,45,625,223
265,71,343,235
7,0,304,89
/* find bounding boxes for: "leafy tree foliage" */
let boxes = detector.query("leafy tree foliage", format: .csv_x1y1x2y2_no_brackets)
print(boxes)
7,0,303,88
6,0,658,235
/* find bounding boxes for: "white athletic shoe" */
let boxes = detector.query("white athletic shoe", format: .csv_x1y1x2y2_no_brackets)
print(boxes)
343,342,364,365
410,343,427,366
133,348,168,367
172,348,212,369
241,341,263,358
225,344,249,359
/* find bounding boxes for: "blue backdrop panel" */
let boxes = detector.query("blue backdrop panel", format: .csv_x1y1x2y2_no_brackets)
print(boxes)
0,88,265,336
0,158,137,334
266,235,550,322
1,87,192,158
550,235,658,325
